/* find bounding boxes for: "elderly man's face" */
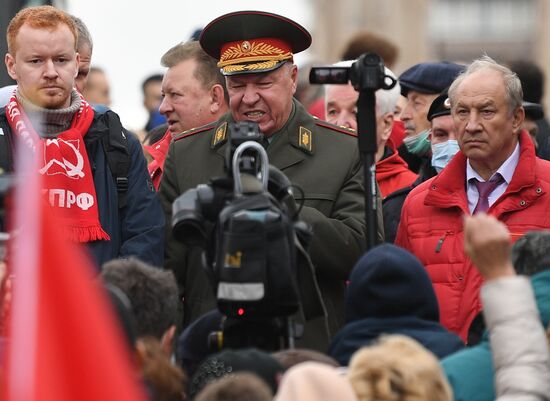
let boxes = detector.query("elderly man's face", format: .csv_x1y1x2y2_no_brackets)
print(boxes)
400,91,437,137
325,83,358,131
325,83,392,151
5,23,78,109
453,69,524,170
226,63,297,136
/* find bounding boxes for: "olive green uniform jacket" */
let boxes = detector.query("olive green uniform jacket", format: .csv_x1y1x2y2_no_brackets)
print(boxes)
159,100,381,342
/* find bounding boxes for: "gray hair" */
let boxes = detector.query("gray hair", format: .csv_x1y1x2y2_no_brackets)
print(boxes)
325,60,400,116
511,231,550,276
448,55,523,115
70,15,93,53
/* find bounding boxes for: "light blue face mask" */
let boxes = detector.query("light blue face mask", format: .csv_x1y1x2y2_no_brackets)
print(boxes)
431,140,460,173
403,129,431,156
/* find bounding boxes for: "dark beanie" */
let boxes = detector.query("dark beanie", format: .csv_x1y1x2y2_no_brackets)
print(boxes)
345,244,439,323
177,309,224,377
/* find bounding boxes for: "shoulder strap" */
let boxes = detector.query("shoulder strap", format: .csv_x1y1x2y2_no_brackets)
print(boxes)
0,111,14,173
100,111,131,209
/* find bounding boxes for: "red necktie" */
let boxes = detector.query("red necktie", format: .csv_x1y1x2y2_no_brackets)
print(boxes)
472,175,504,214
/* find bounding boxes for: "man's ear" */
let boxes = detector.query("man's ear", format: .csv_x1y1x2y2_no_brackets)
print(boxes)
380,112,394,142
5,53,17,81
160,324,176,356
210,84,225,114
512,106,525,132
74,52,80,79
290,63,298,95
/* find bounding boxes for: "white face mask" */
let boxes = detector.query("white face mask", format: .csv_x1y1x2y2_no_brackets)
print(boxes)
431,140,460,173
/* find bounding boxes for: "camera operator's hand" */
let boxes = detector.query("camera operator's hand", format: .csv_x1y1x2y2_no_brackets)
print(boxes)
464,213,516,281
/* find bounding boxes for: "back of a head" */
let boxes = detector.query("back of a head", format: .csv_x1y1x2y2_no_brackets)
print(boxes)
190,348,284,399
512,231,550,276
508,59,544,104
341,30,399,68
272,348,340,370
71,15,93,53
195,372,272,401
348,335,452,401
345,244,439,323
101,257,178,339
274,362,357,401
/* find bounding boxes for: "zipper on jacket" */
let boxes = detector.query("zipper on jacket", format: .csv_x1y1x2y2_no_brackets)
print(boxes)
435,231,453,253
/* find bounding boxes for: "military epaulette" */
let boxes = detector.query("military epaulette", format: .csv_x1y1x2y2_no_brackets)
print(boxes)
211,122,228,149
174,122,216,142
314,119,357,137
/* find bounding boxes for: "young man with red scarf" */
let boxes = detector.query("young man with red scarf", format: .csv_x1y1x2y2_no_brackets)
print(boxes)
0,6,164,268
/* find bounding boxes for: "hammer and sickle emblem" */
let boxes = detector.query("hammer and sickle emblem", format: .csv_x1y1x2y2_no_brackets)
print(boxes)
39,139,85,179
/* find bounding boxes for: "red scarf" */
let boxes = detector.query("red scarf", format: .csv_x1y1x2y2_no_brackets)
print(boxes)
5,92,110,243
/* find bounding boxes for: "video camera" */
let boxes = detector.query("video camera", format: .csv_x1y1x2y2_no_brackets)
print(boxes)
309,52,396,92
171,122,305,351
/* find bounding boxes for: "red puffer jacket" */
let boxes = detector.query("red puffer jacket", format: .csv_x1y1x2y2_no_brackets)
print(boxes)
396,130,550,341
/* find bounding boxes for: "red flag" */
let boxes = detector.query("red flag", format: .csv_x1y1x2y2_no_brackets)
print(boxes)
1,131,148,401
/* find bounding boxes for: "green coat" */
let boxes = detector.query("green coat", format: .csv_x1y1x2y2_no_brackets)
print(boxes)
159,100,380,341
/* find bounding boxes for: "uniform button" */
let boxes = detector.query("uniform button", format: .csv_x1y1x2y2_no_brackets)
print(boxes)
520,200,526,206
536,187,542,194
431,185,437,190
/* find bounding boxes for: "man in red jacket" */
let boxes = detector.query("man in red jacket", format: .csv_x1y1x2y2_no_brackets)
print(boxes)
396,56,550,342
324,62,417,198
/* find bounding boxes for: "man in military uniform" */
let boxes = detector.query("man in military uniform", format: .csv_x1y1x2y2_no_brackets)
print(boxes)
160,11,379,345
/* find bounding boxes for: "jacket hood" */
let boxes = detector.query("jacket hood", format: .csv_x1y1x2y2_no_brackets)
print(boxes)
329,316,464,366
345,244,439,322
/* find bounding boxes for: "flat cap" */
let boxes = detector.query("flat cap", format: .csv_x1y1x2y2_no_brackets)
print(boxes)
199,11,311,76
427,91,451,121
399,62,465,97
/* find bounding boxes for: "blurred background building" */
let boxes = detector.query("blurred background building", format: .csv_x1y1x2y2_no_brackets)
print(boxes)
1,0,550,129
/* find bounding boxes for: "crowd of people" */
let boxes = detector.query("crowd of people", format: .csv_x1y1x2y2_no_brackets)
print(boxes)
1,5,550,401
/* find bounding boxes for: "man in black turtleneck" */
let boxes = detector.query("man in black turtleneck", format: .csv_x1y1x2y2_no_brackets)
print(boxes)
0,5,164,269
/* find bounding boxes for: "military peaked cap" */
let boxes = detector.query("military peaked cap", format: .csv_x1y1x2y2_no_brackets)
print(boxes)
199,10,311,76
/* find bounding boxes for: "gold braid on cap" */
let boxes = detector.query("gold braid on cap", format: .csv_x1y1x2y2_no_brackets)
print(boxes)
223,60,281,73
218,41,292,68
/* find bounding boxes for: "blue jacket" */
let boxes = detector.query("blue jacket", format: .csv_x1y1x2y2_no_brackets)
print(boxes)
0,108,164,269
442,270,550,401
84,111,164,268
